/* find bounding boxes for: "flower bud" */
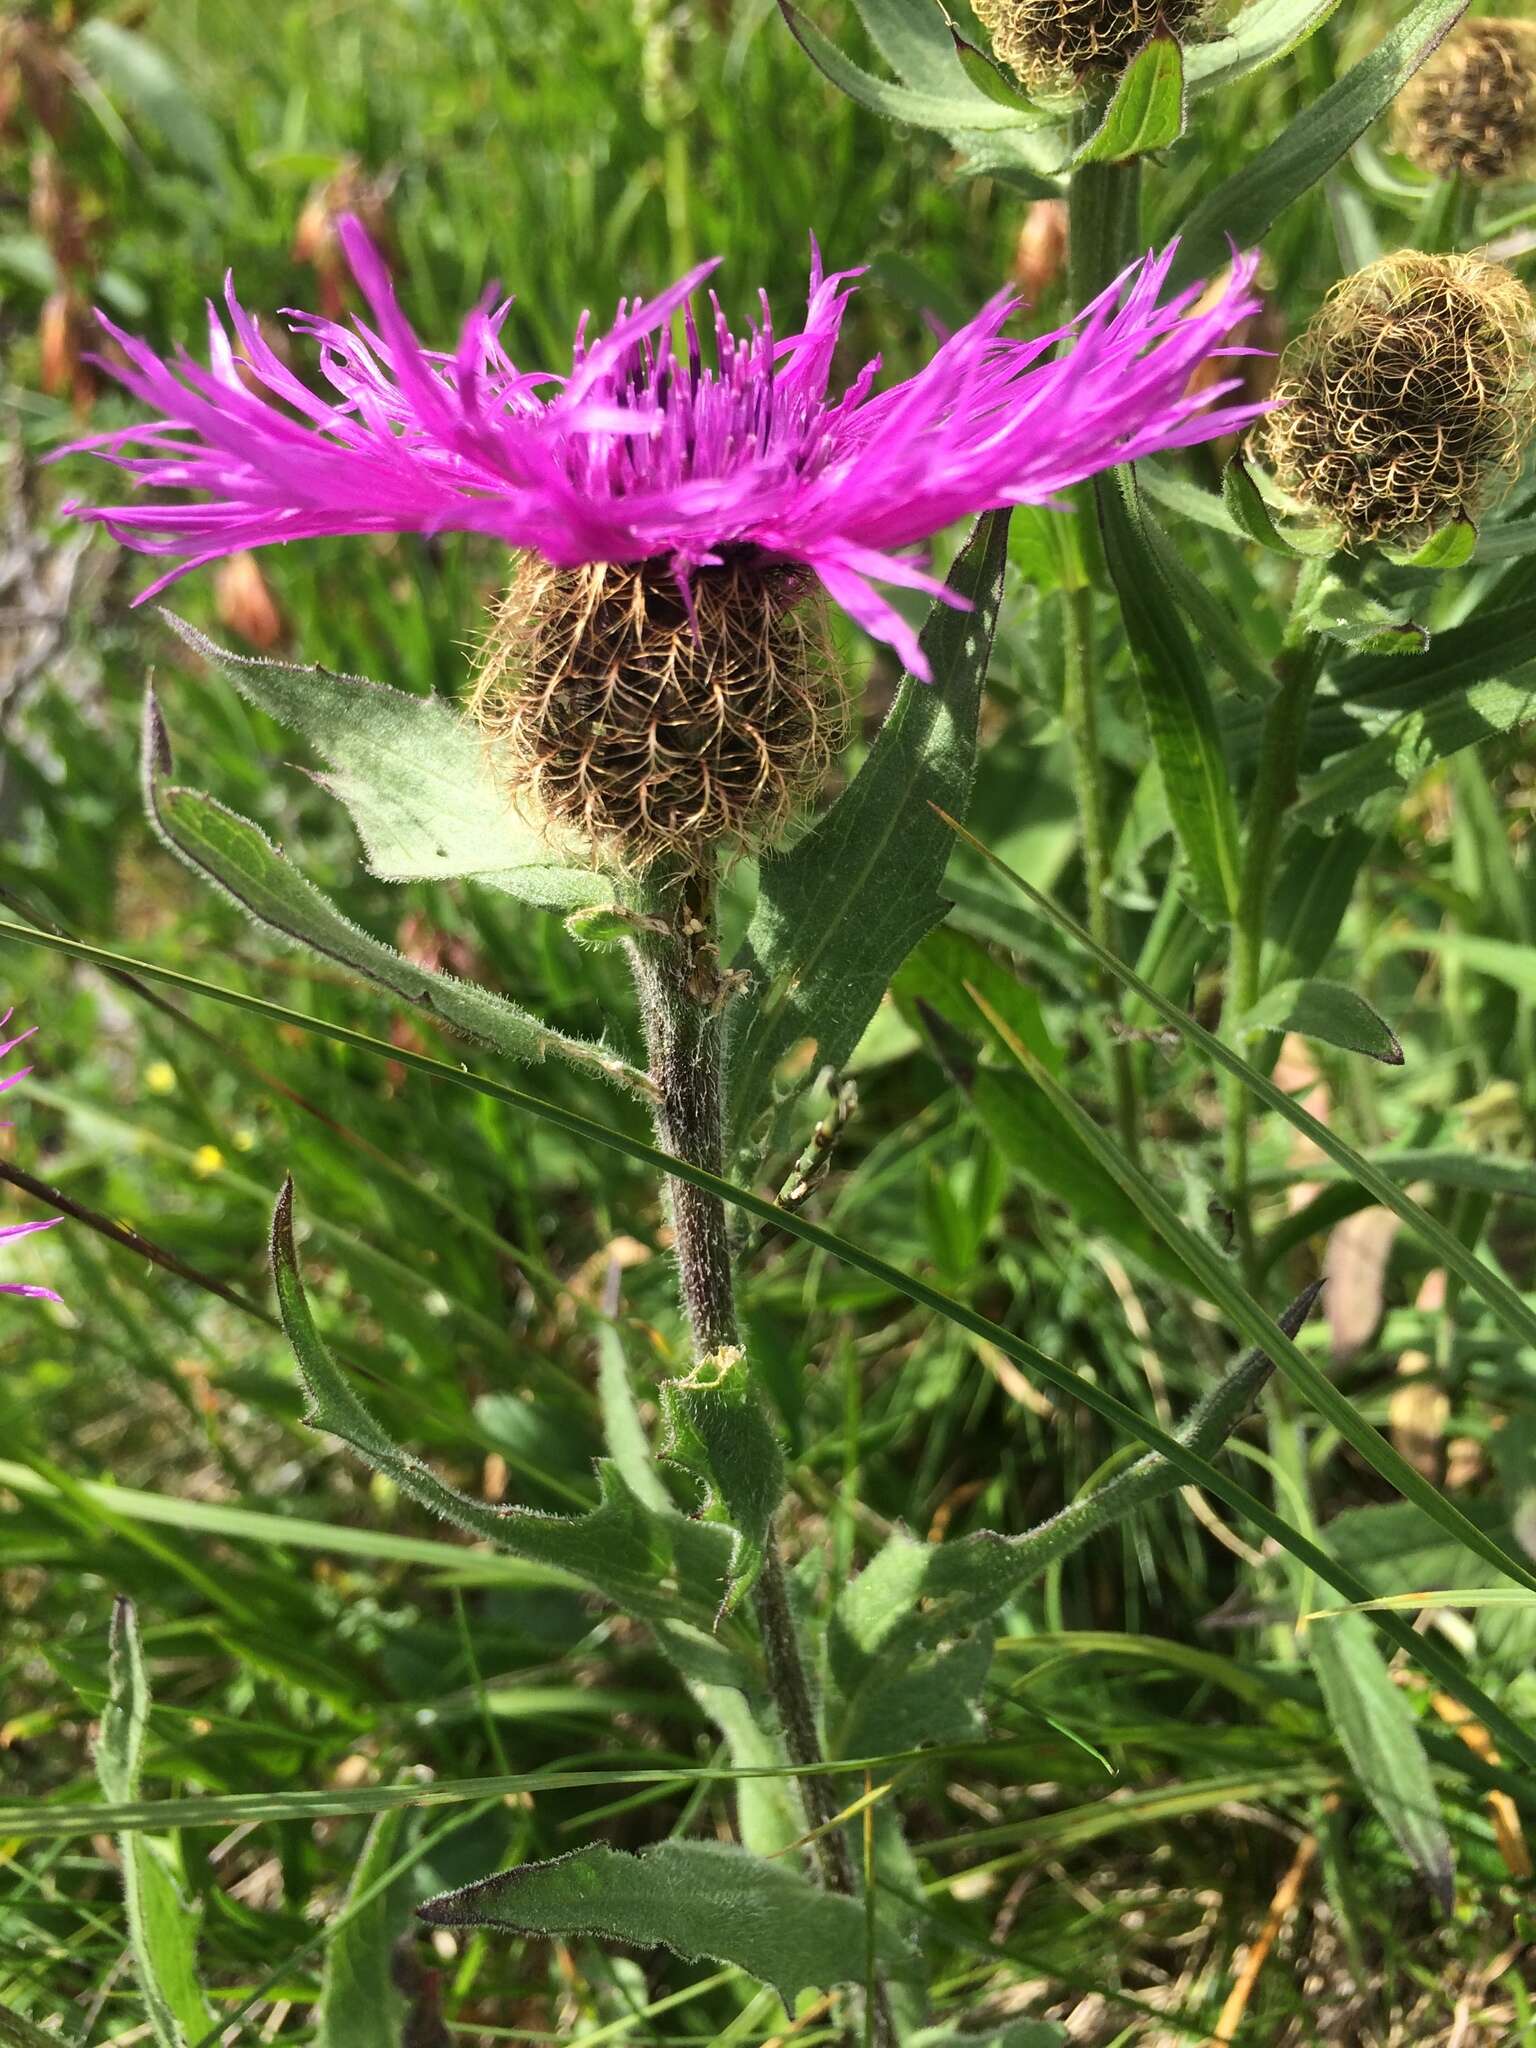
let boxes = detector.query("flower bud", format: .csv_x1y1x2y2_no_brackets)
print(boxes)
1261,252,1536,548
1013,200,1069,298
293,158,395,322
38,287,93,409
214,550,287,651
470,555,844,871
972,0,1209,95
0,16,72,144
1397,19,1536,185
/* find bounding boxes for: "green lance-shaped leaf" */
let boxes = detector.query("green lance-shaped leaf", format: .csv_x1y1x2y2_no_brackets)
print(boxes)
1384,517,1479,571
94,1599,216,2048
849,0,972,90
418,1839,916,2007
1074,36,1186,163
661,1345,785,1616
1185,0,1346,97
1222,454,1320,560
776,4,1063,191
899,933,1195,1287
827,1286,1323,1758
1096,468,1242,924
596,1321,672,1514
1225,588,1536,780
778,2,1043,131
1264,826,1375,987
142,691,649,1099
270,1178,740,1642
1143,489,1281,700
1243,978,1403,1065
949,29,1037,109
1171,0,1470,291
1299,576,1428,657
1294,673,1536,823
726,510,1009,1154
159,612,621,914
316,1809,412,2048
1307,1610,1454,1908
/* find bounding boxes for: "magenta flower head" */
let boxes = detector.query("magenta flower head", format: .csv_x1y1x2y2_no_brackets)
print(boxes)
65,223,1265,865
0,1010,61,1303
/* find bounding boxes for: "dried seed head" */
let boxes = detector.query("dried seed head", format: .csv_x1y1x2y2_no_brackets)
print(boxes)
469,554,844,870
1261,252,1536,548
1397,19,1536,184
972,0,1209,95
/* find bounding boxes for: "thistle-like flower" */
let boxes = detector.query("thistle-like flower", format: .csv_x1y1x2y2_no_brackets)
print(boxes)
973,0,1210,97
66,223,1264,864
1262,252,1536,549
1,1011,61,1302
1397,19,1536,185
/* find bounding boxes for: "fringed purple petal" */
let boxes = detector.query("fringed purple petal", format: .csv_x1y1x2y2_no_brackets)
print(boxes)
61,224,1271,667
0,1217,63,1245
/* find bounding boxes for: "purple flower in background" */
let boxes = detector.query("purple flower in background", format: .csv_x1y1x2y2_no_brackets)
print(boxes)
64,222,1265,677
0,1012,61,1303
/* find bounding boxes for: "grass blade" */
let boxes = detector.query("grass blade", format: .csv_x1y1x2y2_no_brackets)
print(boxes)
964,979,1536,1607
935,819,1536,1389
94,1600,216,2047
3,916,1534,1775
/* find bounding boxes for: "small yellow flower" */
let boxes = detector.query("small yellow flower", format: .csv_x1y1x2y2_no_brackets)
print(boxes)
192,1144,224,1178
144,1060,177,1095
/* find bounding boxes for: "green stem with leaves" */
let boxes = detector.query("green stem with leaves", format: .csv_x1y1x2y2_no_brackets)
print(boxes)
1224,619,1328,1276
1061,577,1139,1159
628,863,892,2045
1065,147,1145,1163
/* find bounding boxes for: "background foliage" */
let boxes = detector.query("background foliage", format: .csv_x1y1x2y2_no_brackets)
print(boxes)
5,0,1536,2041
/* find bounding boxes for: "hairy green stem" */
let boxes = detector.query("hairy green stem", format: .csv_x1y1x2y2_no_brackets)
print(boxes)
1066,147,1144,1163
1224,634,1328,1276
1022,1281,1323,1572
630,863,892,2045
630,867,738,1356
1061,579,1140,1160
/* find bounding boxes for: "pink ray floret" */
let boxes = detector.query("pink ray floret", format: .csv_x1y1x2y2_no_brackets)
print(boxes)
64,220,1268,677
0,1010,61,1304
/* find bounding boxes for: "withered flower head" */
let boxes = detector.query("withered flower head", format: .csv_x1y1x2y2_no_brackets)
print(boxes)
972,0,1209,96
1262,252,1536,547
1397,19,1536,185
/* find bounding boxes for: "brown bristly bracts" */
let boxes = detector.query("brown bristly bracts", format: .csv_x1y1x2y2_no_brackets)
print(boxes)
470,554,844,871
1261,252,1536,548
